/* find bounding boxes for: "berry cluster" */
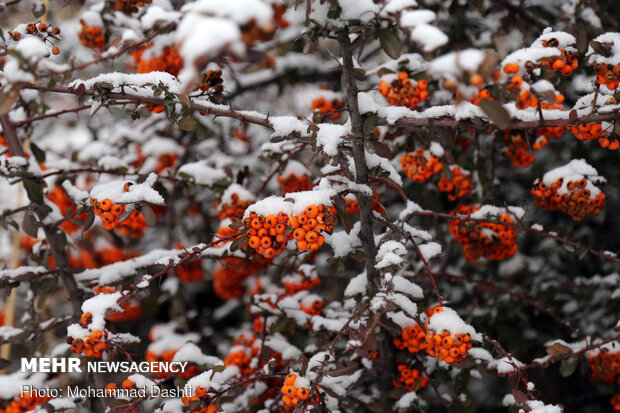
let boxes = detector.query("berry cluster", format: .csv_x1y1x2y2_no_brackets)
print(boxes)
217,192,255,220
277,172,313,195
281,373,311,407
135,46,183,77
67,313,108,358
588,349,620,383
212,257,264,300
104,378,140,396
283,271,320,295
47,186,89,235
78,20,105,49
342,191,384,215
379,72,428,109
393,323,428,354
299,294,324,316
504,132,535,167
90,198,148,238
93,286,142,322
113,0,152,14
0,392,51,413
244,211,292,259
568,123,619,150
400,148,444,183
8,22,61,54
145,349,199,379
539,38,578,76
224,334,260,376
594,63,620,90
393,365,428,392
449,204,518,261
425,329,472,364
311,97,344,120
438,167,476,201
181,386,217,413
198,70,225,103
393,306,473,364
613,394,620,412
289,204,336,252
531,177,606,221
515,89,539,110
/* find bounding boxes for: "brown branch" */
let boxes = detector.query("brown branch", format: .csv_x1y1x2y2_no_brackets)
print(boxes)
383,111,619,131
17,82,274,129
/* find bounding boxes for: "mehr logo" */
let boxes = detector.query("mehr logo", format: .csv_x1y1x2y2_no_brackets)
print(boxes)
22,358,82,373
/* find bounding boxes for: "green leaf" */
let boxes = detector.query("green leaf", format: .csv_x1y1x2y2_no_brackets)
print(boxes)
479,99,511,130
590,41,611,57
370,140,392,159
140,203,157,227
81,211,95,238
559,358,578,377
30,143,46,163
378,28,403,60
363,113,378,137
229,235,247,252
23,179,44,204
177,116,197,131
22,212,38,238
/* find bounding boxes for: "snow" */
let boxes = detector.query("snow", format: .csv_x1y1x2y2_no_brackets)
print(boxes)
532,80,555,94
178,161,228,187
522,400,563,413
0,372,47,399
221,183,255,203
316,123,349,156
243,195,293,218
399,201,423,220
0,326,24,340
344,272,367,296
427,307,480,340
69,72,181,95
338,0,381,22
540,159,602,197
149,330,200,354
395,391,418,408
270,116,308,138
376,241,407,269
325,222,362,258
74,247,181,284
287,189,335,214
586,33,620,66
418,242,442,261
379,0,418,17
181,0,273,26
176,15,242,88
141,6,181,29
14,37,50,63
429,142,444,157
0,266,47,281
410,24,449,52
142,137,183,157
89,173,165,204
430,49,485,77
81,291,123,331
400,10,436,27
280,160,309,177
495,356,525,374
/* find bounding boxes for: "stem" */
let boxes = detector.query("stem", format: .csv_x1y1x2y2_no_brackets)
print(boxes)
337,32,379,291
338,30,394,405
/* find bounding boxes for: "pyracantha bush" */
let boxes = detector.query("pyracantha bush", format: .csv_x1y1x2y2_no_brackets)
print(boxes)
0,1,620,413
